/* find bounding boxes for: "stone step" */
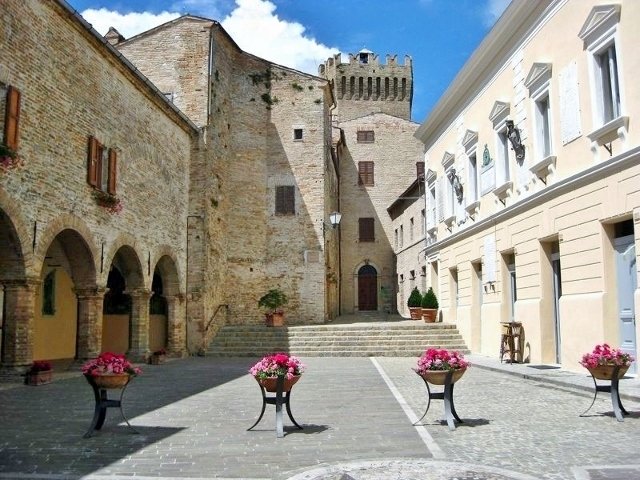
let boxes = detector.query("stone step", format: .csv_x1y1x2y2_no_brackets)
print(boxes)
206,320,469,358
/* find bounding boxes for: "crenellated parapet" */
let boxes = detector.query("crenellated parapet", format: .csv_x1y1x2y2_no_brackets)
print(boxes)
319,50,413,122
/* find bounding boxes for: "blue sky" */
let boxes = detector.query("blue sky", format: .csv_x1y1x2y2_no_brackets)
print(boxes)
69,0,511,123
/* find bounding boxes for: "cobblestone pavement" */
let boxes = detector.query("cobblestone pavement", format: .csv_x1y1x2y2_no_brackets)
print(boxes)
0,356,639,480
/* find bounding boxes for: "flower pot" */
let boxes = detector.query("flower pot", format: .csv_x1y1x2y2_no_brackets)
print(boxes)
149,354,166,365
587,364,629,380
409,307,422,320
25,370,53,386
419,368,466,385
257,375,300,392
265,312,284,327
422,308,437,323
88,373,131,389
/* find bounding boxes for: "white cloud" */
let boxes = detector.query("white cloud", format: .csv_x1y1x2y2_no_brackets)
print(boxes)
220,0,340,75
80,8,180,38
483,0,511,27
81,0,339,75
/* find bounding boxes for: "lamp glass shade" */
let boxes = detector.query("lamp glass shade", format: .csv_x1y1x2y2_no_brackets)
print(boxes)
329,211,342,227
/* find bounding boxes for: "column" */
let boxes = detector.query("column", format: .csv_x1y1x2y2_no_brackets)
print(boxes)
75,287,105,360
128,288,151,361
1,278,39,368
166,294,186,357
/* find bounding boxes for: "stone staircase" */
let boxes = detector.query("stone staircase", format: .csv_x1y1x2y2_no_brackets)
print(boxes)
206,314,469,357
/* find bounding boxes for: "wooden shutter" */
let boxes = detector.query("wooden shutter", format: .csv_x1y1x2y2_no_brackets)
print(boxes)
358,161,374,186
107,148,117,194
87,136,100,187
275,186,295,214
359,218,375,242
4,86,21,150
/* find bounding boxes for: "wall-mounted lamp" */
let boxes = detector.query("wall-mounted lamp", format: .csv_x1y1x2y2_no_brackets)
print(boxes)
322,211,342,236
506,120,525,161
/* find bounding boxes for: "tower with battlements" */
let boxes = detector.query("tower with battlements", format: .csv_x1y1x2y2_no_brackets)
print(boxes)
319,50,413,122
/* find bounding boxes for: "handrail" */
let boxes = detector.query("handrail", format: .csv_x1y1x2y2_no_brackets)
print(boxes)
205,303,229,334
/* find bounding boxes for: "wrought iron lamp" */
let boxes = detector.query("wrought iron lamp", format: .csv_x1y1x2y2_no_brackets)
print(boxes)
506,120,525,161
322,211,342,236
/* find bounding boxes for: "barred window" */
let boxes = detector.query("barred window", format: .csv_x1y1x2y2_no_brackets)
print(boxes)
357,130,374,143
275,185,295,215
359,218,375,242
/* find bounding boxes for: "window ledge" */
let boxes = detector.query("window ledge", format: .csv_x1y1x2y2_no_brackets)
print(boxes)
529,155,556,179
587,116,629,145
427,224,437,235
493,181,513,200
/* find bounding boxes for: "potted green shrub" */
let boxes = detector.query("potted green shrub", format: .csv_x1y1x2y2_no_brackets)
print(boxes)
258,288,288,327
421,286,439,323
407,287,423,320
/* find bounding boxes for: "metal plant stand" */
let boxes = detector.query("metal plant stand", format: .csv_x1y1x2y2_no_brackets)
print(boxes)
580,366,629,422
83,375,139,438
247,375,303,438
414,370,463,431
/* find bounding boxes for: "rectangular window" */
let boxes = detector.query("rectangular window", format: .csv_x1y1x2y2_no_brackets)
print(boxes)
394,228,398,250
42,270,56,315
358,217,375,242
409,270,416,289
421,265,427,291
358,161,374,186
357,130,374,143
399,225,404,248
535,95,552,158
416,161,425,179
596,45,620,123
497,129,510,184
421,209,426,235
468,152,478,203
275,185,295,215
409,217,414,242
293,128,303,140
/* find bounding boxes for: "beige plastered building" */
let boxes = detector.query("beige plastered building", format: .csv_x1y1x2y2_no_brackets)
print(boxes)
395,0,639,374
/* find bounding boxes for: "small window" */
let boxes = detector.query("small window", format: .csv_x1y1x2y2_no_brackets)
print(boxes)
359,218,375,242
409,217,414,242
42,270,56,315
399,225,404,248
359,52,368,64
358,161,374,186
4,86,21,151
535,95,552,158
275,185,295,215
596,45,621,123
416,161,425,179
394,228,398,250
357,130,374,143
87,136,117,194
293,128,303,141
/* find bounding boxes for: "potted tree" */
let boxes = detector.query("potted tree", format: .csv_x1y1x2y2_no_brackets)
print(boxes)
421,286,439,323
407,287,423,320
258,288,288,327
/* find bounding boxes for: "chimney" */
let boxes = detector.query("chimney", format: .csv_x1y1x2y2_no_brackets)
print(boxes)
105,27,125,46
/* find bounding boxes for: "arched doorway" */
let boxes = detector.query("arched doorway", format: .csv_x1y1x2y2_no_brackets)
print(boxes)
149,271,167,352
150,254,181,354
357,264,378,311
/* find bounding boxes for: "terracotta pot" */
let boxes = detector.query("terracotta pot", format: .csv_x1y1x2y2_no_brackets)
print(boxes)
422,308,437,323
25,370,53,386
265,311,285,327
257,375,300,392
419,368,466,385
88,373,131,389
409,307,422,320
149,354,166,365
587,364,629,380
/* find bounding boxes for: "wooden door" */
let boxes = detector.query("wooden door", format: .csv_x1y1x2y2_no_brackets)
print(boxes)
358,265,378,311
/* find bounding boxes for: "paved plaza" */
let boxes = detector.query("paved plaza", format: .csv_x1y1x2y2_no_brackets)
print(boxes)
0,356,639,480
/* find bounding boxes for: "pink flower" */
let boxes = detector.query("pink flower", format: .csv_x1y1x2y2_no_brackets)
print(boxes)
414,348,469,375
579,344,634,369
249,352,305,380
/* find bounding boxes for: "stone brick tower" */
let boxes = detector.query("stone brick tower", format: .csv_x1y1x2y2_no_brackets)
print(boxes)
320,50,422,315
319,50,413,123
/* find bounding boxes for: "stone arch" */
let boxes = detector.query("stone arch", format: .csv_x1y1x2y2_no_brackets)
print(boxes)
32,213,99,289
151,246,183,296
0,188,35,277
354,261,381,311
102,234,146,290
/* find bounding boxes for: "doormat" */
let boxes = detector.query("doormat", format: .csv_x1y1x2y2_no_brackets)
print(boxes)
527,365,561,370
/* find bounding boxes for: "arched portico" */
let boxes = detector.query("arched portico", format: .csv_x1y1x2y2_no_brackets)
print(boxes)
150,253,185,356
